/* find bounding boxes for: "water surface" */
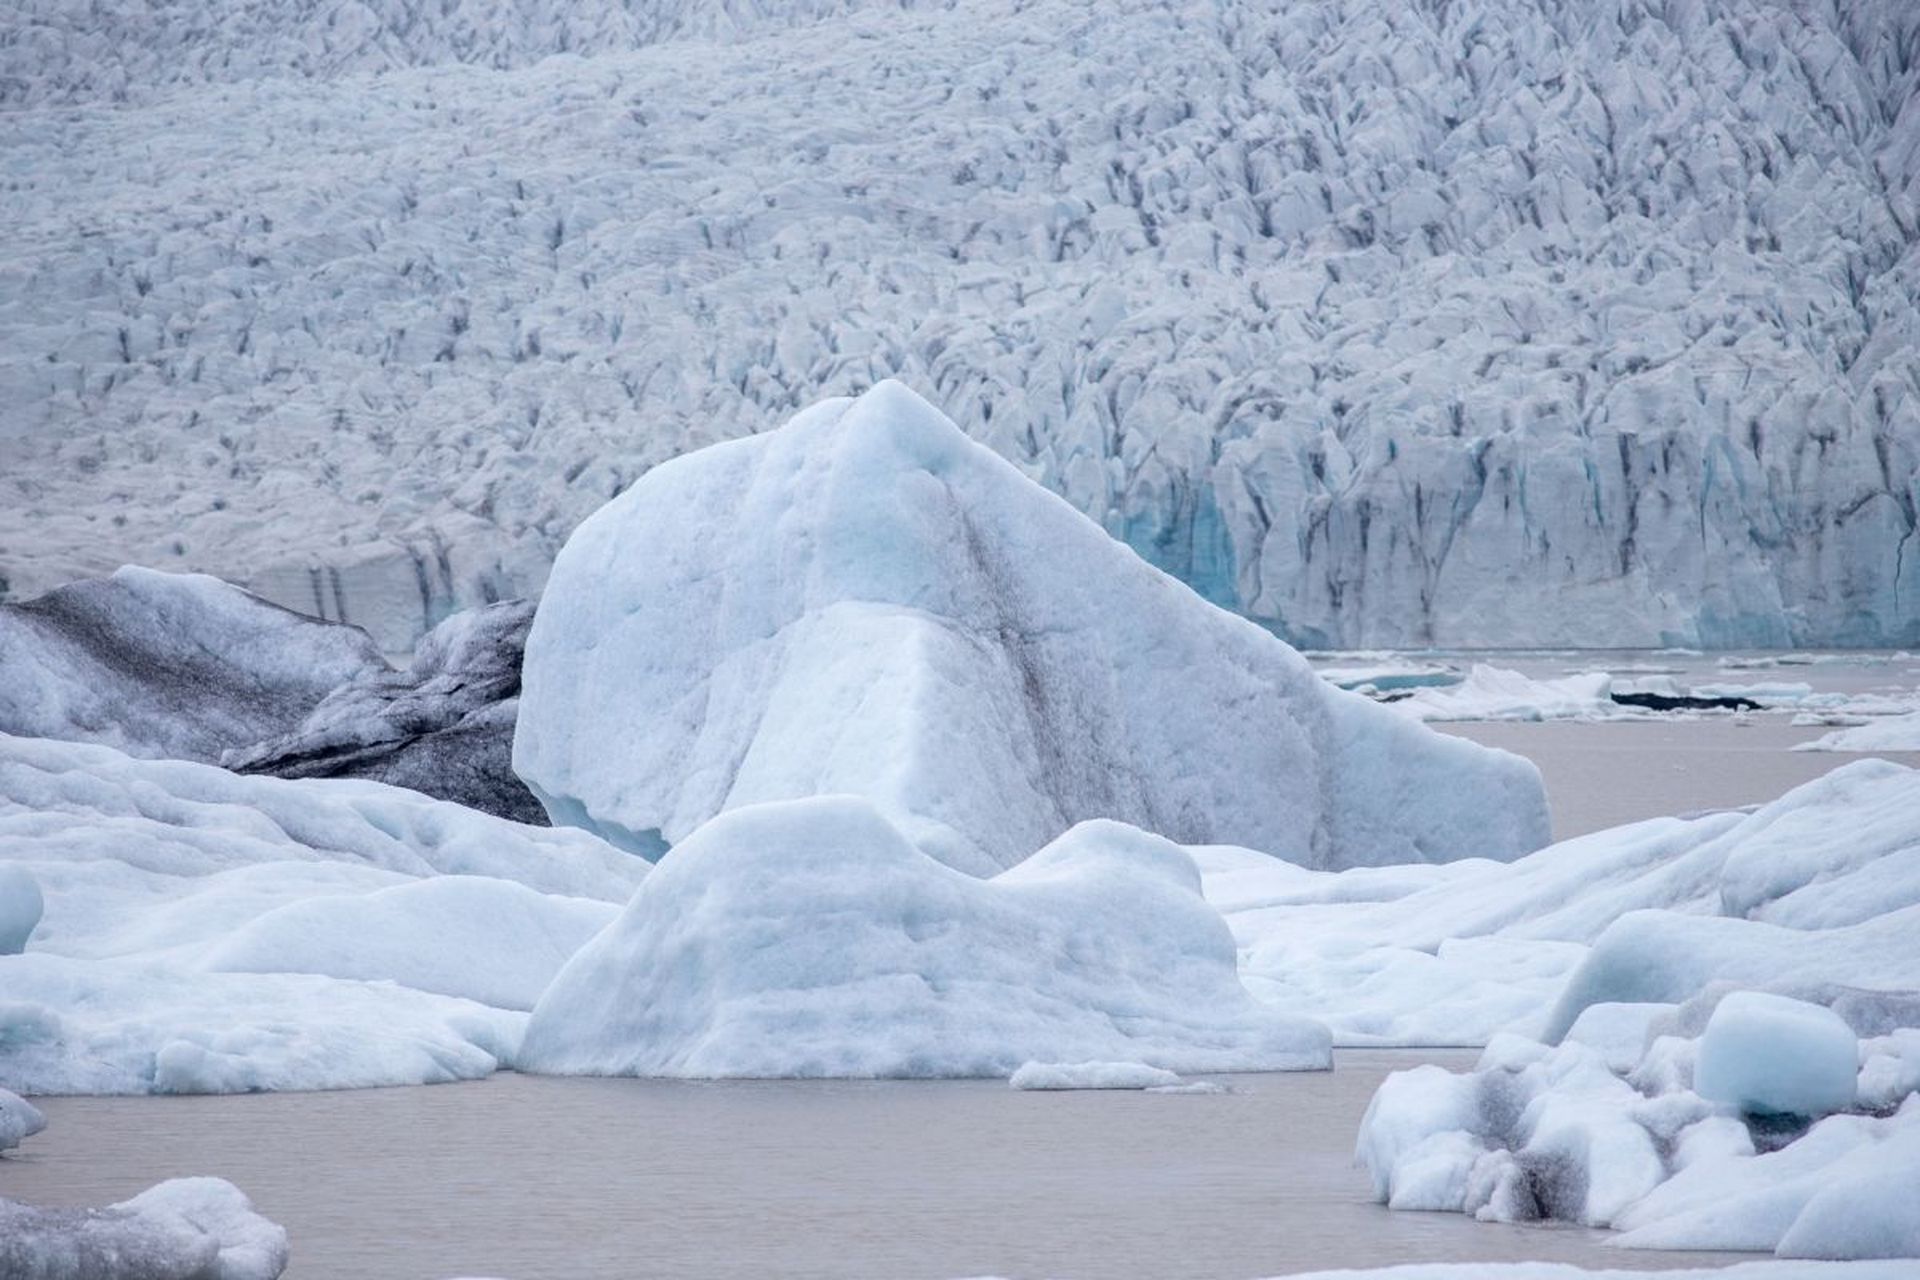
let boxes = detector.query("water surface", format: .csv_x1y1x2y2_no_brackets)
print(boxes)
4,1051,1740,1279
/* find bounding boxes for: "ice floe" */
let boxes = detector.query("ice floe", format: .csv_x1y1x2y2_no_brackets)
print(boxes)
0,1177,287,1280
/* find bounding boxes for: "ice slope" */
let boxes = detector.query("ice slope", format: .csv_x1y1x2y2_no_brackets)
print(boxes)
518,799,1332,1078
0,732,644,1093
1208,759,1920,1045
514,381,1550,873
0,567,384,762
3,0,1916,650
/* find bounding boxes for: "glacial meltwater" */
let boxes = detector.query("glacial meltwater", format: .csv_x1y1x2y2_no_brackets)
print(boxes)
1,1051,1741,1280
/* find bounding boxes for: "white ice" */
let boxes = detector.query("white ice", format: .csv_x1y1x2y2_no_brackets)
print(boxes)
1008,1061,1184,1091
0,1086,45,1152
519,799,1331,1079
515,381,1549,874
0,1177,287,1280
0,731,644,1093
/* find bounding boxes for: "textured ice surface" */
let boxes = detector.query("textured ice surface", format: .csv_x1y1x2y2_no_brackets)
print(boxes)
0,568,384,762
0,1177,287,1280
224,600,542,822
3,0,1916,650
0,864,42,955
515,381,1549,873
1212,759,1920,1045
0,732,643,1093
519,799,1332,1078
1694,992,1860,1118
1360,1017,1920,1257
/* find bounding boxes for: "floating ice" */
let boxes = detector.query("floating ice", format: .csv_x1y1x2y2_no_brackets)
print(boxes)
1008,1061,1184,1091
516,381,1548,874
1799,712,1920,754
0,1177,287,1280
1694,992,1860,1119
0,1086,45,1152
520,799,1331,1079
0,732,643,1093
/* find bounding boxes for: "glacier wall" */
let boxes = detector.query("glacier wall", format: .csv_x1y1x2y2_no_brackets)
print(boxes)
1,0,1916,649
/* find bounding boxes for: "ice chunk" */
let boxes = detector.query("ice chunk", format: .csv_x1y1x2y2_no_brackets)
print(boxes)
224,601,543,823
0,864,41,954
1393,665,1617,722
1798,711,1920,753
0,1086,45,1152
1008,1061,1183,1090
0,1177,287,1279
516,382,1548,874
520,799,1331,1078
1694,992,1860,1119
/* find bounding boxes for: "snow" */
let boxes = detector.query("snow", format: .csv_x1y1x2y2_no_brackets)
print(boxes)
1008,1061,1184,1090
1694,993,1860,1119
0,1086,46,1152
515,380,1549,874
0,567,384,762
0,732,643,1093
0,1177,287,1280
519,799,1332,1078
3,1,1916,651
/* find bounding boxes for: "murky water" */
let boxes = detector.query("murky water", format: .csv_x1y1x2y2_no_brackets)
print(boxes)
2,1052,1741,1280
1443,718,1920,839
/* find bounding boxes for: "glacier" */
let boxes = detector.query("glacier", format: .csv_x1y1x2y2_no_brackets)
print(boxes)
513,381,1549,873
1,0,1915,649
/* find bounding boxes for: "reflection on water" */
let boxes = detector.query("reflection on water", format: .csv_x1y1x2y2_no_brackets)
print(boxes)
3,1051,1742,1279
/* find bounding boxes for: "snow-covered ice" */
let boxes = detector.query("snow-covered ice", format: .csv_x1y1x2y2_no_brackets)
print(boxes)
1799,712,1920,753
3,1,1914,651
520,799,1332,1078
0,1177,287,1280
515,380,1549,874
1694,993,1860,1119
0,731,644,1093
1393,665,1618,722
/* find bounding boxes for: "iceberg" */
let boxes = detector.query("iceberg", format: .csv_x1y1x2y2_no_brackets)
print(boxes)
519,798,1331,1079
515,381,1549,874
0,1086,45,1152
1693,992,1860,1119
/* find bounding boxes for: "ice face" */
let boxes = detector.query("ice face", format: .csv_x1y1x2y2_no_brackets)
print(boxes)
0,865,42,955
518,799,1332,1079
514,381,1550,873
1694,992,1861,1120
2,1,1915,651
0,1087,45,1153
